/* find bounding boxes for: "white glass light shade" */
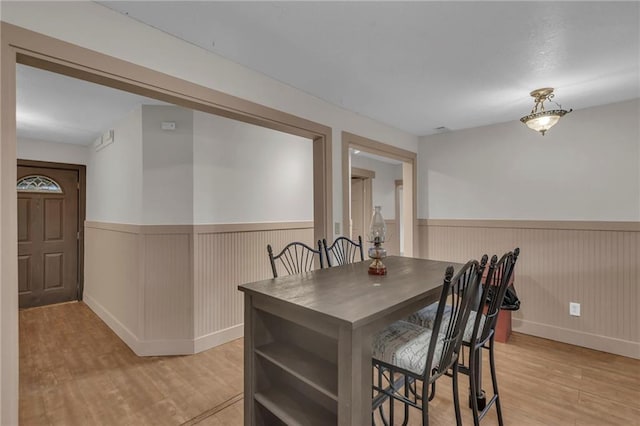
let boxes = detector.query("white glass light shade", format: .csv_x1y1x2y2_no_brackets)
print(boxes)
520,109,568,136
525,113,560,133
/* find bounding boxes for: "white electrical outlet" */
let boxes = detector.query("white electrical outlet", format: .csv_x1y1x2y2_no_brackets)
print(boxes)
569,302,581,317
335,222,340,234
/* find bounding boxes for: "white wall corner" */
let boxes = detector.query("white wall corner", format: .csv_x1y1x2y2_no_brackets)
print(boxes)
84,293,204,356
83,293,144,355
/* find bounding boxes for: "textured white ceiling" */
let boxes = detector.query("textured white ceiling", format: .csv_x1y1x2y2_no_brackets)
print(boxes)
15,2,640,145
97,1,640,136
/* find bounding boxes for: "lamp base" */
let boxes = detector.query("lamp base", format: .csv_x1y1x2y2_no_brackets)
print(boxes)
368,259,387,275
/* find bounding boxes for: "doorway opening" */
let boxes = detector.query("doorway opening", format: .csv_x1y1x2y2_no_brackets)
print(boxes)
350,167,374,241
342,132,417,257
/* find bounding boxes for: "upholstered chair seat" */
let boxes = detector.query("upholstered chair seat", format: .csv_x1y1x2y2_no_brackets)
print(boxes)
407,303,452,329
372,320,445,376
410,307,486,343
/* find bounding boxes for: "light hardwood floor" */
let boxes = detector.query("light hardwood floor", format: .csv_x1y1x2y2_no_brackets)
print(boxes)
20,302,639,425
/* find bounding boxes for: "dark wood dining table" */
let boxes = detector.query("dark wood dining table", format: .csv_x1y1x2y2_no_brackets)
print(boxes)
239,255,463,425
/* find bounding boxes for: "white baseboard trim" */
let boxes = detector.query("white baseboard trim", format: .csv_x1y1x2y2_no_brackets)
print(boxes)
134,339,195,357
513,318,640,360
84,294,194,356
194,324,244,353
83,293,144,355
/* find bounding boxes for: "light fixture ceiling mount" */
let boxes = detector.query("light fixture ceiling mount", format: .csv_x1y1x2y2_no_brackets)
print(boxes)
520,87,572,136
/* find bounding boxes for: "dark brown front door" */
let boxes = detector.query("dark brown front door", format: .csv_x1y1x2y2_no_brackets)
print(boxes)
18,165,79,308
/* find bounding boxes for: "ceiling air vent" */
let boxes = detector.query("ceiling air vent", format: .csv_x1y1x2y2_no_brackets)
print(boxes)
434,126,451,133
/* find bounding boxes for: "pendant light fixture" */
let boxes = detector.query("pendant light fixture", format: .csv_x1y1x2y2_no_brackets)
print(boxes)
520,88,572,136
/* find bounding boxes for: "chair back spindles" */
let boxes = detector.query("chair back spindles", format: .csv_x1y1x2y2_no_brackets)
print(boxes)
322,236,364,267
427,259,484,382
267,241,324,278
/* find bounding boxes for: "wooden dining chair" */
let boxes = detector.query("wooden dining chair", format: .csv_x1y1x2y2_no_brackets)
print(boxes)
322,236,364,267
267,241,324,278
371,259,485,425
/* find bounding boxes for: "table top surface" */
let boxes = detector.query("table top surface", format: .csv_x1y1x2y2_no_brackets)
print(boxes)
239,256,464,328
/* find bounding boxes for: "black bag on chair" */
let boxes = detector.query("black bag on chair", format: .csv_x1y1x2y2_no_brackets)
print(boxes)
486,283,521,311
500,284,520,311
485,247,522,311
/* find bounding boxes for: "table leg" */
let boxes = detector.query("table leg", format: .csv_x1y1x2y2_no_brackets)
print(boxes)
244,296,255,426
337,325,372,425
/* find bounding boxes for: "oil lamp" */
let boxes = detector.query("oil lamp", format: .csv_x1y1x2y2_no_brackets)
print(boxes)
368,206,387,275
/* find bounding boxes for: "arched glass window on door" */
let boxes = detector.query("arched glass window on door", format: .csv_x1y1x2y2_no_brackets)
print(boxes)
17,175,63,193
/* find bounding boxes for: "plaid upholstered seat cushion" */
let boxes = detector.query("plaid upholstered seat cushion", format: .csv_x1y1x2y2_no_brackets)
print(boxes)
372,320,444,376
460,311,486,342
408,304,486,343
407,303,452,328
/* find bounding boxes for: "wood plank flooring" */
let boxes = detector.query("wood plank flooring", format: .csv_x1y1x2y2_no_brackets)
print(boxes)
20,302,639,425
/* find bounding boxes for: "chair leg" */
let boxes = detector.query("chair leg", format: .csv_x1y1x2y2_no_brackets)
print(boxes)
469,345,486,411
389,369,395,423
374,365,390,426
452,361,463,426
422,385,430,426
488,340,504,426
378,403,390,426
376,389,391,426
428,379,437,401
469,348,481,426
402,375,410,426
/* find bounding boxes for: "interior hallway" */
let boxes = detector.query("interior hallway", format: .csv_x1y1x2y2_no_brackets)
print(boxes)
20,302,640,425
20,302,243,425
